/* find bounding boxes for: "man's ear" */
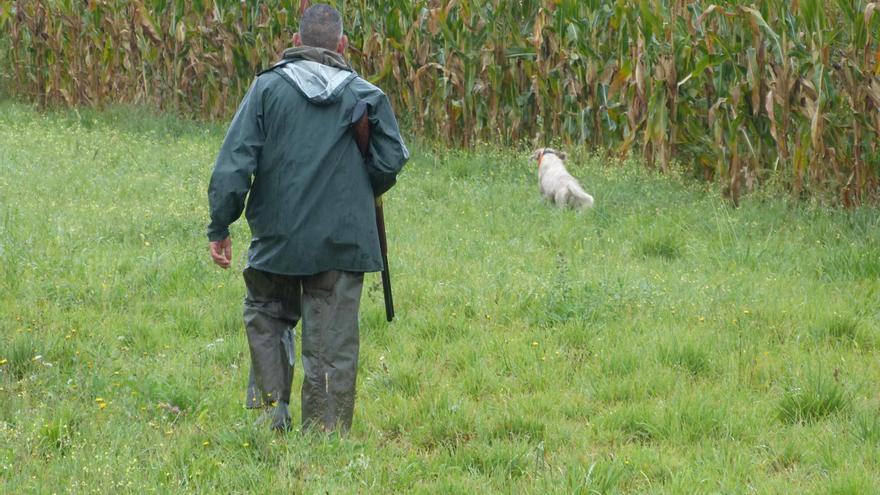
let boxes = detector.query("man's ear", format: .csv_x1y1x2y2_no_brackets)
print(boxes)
336,34,349,54
558,151,567,160
293,32,302,47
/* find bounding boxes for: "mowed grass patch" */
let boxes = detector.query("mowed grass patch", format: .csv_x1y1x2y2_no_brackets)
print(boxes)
1,102,879,493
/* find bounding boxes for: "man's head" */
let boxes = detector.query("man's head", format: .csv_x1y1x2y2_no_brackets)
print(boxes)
293,4,348,54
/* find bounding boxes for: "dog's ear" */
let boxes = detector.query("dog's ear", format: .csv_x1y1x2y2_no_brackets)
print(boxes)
558,150,567,160
529,148,544,161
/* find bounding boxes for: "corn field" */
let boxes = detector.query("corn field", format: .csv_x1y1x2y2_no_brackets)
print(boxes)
1,0,879,203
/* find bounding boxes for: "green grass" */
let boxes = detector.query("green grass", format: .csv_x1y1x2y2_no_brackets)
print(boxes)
1,101,879,493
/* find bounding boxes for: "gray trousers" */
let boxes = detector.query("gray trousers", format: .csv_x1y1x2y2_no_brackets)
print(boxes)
242,267,364,432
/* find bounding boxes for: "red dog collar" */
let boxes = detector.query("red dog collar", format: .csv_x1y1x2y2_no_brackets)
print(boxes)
537,148,560,168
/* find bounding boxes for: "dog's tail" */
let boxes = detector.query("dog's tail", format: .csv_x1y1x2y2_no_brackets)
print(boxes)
567,183,595,210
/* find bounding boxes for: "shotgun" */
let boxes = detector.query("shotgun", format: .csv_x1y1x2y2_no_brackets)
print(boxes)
351,100,395,322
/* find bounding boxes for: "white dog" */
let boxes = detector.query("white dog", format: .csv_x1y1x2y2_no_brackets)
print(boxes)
530,148,594,210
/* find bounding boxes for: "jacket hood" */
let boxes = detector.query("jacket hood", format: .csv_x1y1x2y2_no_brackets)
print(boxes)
274,46,357,105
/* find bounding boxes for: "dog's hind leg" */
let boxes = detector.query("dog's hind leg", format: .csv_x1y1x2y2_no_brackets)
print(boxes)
554,188,570,209
567,184,595,210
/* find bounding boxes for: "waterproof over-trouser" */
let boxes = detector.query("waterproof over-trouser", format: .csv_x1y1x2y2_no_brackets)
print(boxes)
243,268,364,432
206,46,409,433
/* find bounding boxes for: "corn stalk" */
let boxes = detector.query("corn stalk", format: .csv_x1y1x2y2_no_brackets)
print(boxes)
2,0,878,203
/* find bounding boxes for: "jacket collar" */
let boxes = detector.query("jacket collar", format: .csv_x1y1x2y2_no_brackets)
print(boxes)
279,46,352,72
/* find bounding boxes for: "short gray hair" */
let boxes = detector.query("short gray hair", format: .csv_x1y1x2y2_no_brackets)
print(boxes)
300,4,344,50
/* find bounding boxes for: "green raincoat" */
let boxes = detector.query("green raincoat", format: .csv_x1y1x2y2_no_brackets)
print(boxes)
207,46,409,275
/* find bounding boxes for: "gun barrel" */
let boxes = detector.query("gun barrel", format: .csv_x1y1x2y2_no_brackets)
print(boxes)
380,252,394,321
374,197,394,321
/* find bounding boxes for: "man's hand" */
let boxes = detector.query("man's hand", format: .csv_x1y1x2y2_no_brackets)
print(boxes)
209,237,233,269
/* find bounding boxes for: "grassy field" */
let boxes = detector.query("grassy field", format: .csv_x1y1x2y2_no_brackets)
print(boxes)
1,101,879,494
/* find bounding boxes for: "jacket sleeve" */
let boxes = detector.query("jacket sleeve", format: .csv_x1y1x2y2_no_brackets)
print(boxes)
207,79,265,241
367,93,409,196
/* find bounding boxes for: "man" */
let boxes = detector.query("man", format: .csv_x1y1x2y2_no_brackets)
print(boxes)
206,4,409,433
